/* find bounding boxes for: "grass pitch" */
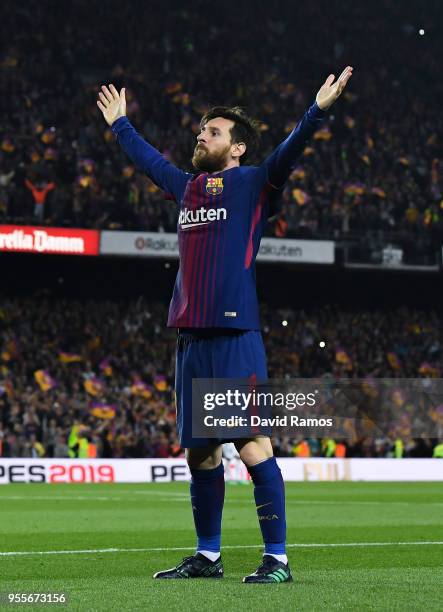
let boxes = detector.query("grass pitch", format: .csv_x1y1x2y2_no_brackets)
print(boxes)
0,482,442,611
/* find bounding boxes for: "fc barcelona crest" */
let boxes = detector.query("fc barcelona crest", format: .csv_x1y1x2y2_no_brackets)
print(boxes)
206,177,224,195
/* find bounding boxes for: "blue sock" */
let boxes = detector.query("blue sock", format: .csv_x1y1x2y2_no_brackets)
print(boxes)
247,457,286,556
190,462,225,554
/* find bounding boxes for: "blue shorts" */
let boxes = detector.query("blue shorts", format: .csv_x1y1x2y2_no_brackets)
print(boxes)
175,328,268,448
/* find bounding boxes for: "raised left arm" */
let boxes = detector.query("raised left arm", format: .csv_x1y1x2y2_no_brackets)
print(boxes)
263,66,353,188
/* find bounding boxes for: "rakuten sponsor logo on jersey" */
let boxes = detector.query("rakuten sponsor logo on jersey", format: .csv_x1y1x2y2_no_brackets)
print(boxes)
0,225,100,255
178,207,227,230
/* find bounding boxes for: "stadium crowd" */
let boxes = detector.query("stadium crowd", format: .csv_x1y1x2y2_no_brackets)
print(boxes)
0,296,442,459
0,0,442,254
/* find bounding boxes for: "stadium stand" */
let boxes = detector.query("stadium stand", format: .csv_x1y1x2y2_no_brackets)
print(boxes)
0,0,442,458
0,297,441,458
0,0,442,261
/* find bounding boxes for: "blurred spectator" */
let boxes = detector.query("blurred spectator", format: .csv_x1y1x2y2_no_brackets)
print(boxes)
53,434,69,458
24,178,55,222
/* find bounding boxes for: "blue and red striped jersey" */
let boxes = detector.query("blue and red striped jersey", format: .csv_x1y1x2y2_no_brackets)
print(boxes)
111,102,326,329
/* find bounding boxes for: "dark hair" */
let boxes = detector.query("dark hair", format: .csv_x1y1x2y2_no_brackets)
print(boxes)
200,106,261,164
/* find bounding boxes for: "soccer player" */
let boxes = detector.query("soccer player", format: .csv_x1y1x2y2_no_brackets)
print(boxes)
97,66,353,583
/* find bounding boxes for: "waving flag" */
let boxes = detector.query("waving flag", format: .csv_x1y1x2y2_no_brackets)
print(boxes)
290,166,306,181
314,126,332,141
59,352,82,364
2,138,15,153
34,370,56,392
99,358,113,377
371,187,386,198
77,175,94,188
344,182,365,196
165,81,182,95
41,128,56,144
154,375,168,391
335,348,353,370
361,154,371,166
84,377,104,396
79,158,95,174
418,362,440,377
303,146,315,156
292,189,310,206
131,380,153,399
90,402,116,419
386,352,401,370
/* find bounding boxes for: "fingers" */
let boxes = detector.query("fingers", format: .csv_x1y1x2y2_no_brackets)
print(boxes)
98,91,109,107
334,67,353,95
100,84,121,103
337,66,349,82
325,74,335,87
341,68,353,89
96,83,127,121
109,84,119,98
100,85,114,102
337,66,353,84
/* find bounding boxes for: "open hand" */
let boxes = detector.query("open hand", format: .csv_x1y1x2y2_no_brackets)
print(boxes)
316,66,353,110
97,84,126,126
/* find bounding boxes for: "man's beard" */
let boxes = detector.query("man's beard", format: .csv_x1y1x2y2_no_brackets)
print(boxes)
192,144,231,173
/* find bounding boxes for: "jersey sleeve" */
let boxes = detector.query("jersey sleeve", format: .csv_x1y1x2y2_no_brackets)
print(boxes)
250,166,284,221
261,101,326,189
111,117,191,203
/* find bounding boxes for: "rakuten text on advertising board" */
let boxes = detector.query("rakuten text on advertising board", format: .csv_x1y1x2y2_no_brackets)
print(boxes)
100,231,179,258
100,231,335,264
0,225,100,255
256,238,334,264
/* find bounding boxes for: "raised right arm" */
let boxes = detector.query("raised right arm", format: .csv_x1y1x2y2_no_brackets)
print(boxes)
97,84,190,201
